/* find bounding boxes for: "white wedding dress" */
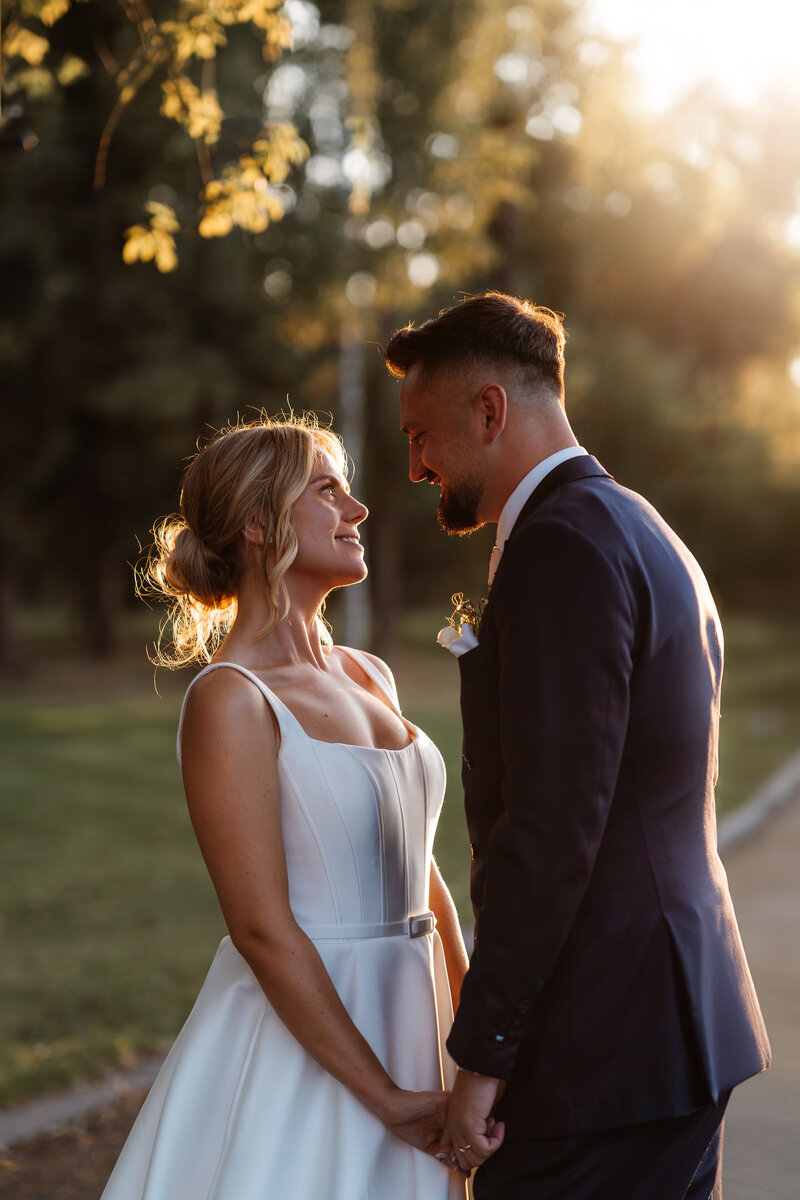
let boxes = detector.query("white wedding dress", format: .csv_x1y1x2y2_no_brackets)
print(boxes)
101,650,466,1200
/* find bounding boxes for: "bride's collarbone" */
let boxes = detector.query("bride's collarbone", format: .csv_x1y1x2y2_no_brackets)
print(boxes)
269,674,411,750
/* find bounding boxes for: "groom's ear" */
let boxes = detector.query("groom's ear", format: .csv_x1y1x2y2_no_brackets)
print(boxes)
477,383,507,443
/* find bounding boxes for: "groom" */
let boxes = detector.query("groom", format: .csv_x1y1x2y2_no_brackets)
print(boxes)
385,293,770,1199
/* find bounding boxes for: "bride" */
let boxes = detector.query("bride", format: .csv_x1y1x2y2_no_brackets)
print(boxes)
101,414,478,1199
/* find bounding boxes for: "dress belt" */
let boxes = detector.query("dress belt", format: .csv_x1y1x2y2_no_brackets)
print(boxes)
301,911,436,941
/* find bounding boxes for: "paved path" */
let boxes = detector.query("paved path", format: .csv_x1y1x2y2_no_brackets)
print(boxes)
721,796,800,1199
0,1058,163,1152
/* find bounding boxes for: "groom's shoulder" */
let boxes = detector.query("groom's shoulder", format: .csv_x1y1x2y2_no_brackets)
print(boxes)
511,473,684,576
519,468,649,534
521,472,704,596
545,467,670,525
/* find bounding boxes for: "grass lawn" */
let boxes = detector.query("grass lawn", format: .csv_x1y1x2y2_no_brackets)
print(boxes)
1,611,798,1105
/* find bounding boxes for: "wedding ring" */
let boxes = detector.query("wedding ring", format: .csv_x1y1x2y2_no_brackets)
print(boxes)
458,1145,472,1153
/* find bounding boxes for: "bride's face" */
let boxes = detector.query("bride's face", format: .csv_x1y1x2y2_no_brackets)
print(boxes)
287,452,368,589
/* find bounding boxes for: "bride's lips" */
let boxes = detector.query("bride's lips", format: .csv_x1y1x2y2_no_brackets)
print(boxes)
336,533,363,547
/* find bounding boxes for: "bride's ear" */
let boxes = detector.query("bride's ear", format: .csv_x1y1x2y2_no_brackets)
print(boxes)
243,512,268,547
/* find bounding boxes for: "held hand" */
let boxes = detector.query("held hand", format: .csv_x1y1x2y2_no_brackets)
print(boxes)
379,1087,451,1156
440,1069,506,1173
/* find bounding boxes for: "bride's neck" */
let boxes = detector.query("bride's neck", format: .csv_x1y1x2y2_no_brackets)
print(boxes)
222,572,330,670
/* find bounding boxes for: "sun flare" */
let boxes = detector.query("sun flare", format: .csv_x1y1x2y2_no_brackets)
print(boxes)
586,0,800,110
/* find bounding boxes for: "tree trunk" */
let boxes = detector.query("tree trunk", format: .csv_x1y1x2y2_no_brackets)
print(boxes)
365,342,403,661
85,548,125,659
0,572,28,674
339,321,372,649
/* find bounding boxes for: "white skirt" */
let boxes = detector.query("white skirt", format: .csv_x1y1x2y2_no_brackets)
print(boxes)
101,934,467,1199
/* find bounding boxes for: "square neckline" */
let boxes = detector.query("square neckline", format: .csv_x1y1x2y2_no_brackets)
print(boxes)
187,650,419,755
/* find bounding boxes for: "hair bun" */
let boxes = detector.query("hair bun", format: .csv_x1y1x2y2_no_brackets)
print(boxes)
165,523,234,607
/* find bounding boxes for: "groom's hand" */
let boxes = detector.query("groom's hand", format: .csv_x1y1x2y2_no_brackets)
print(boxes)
440,1068,505,1172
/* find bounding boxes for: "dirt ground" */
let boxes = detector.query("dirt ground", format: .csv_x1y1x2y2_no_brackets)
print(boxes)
0,1089,145,1200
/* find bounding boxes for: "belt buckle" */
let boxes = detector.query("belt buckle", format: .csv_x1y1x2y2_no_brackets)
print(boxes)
409,913,434,938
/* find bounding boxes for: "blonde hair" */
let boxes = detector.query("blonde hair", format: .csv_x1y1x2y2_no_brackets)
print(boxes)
140,413,346,667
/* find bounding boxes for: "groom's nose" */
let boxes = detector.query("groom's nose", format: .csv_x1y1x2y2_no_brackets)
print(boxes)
408,444,428,482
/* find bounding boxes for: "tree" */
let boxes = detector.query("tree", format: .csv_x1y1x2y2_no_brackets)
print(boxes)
1,0,307,265
4,0,800,668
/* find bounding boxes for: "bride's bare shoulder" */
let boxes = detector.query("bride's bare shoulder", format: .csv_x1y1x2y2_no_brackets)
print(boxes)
182,665,272,734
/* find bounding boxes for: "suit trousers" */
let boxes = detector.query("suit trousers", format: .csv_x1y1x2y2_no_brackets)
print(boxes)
472,1091,731,1200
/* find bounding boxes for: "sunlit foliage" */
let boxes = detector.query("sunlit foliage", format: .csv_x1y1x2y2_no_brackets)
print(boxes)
122,201,181,273
1,0,300,268
3,0,800,664
198,122,309,235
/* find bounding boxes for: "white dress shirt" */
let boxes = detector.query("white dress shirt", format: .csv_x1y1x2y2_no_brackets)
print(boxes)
488,446,587,584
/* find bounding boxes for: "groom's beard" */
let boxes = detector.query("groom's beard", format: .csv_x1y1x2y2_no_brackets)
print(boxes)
436,478,484,535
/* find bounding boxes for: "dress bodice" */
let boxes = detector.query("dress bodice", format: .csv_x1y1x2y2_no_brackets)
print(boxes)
104,650,465,1200
177,651,447,932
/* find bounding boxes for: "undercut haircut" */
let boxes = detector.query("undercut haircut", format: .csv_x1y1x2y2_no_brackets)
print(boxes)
385,291,567,401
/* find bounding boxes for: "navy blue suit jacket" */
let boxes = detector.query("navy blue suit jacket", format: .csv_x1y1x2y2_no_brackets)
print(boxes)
446,455,770,1137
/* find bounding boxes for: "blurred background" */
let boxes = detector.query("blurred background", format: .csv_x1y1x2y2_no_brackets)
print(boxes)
2,0,800,1116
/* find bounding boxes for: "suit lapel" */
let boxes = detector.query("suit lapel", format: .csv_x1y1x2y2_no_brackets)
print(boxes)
482,456,611,605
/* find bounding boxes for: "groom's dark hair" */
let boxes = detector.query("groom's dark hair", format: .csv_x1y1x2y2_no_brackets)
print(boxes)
384,292,567,400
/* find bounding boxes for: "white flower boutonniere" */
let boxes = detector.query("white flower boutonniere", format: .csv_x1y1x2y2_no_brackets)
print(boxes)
436,592,486,657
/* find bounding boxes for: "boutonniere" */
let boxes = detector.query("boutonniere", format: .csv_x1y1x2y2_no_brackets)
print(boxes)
436,592,487,657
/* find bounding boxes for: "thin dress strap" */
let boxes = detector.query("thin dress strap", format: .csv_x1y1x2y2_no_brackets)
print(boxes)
337,646,401,714
176,661,294,763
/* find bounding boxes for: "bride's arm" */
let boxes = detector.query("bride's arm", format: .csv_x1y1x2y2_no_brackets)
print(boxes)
429,859,469,1012
180,668,448,1153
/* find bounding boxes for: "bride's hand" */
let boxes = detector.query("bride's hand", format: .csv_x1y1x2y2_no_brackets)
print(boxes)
378,1087,456,1160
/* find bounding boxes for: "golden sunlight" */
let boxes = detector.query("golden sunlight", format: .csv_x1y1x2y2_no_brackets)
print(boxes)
586,0,800,110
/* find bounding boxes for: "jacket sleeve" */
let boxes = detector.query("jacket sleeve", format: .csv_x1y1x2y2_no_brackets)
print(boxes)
446,516,636,1078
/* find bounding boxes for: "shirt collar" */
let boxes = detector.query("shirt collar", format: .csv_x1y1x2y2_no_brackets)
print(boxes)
496,446,587,551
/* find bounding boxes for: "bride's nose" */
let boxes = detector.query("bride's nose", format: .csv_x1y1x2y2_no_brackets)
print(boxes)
347,494,368,524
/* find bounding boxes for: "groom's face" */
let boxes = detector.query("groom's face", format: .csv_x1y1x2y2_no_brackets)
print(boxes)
399,363,487,534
